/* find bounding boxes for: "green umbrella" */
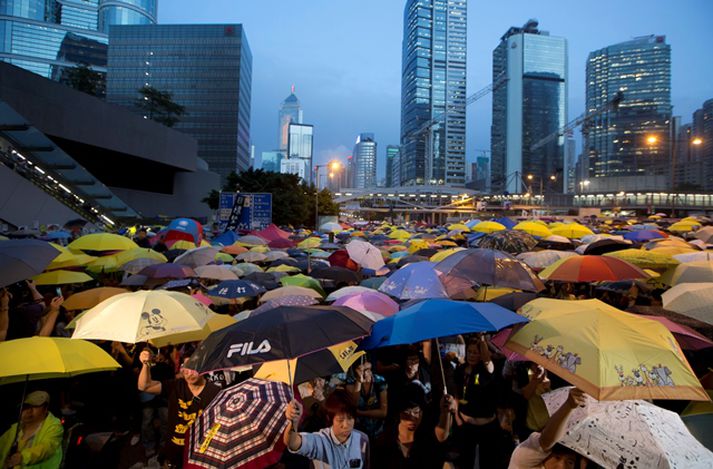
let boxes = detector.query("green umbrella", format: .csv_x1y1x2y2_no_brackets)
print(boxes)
280,273,326,296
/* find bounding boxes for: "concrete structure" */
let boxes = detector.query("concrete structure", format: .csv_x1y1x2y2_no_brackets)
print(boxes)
260,151,284,173
352,133,377,189
106,23,252,184
400,0,467,186
0,62,218,228
491,19,567,194
278,86,303,151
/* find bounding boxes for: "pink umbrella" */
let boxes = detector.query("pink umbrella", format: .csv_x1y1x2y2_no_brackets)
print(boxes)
639,315,713,350
491,327,527,361
192,292,213,306
333,291,399,317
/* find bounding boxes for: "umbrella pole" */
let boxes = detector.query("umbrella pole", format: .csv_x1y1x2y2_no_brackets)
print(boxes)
286,359,294,400
434,338,447,394
11,374,29,452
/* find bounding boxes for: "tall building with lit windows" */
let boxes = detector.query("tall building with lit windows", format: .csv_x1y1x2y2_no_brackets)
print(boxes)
278,86,303,151
584,35,671,192
353,133,377,189
399,0,467,187
0,0,156,80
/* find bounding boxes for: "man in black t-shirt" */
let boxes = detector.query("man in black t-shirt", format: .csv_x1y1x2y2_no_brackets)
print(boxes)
138,349,220,468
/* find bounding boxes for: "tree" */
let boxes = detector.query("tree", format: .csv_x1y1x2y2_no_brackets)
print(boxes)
134,85,186,127
202,189,220,210
60,63,105,97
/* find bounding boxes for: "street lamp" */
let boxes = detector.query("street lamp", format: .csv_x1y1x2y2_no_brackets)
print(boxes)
313,160,343,228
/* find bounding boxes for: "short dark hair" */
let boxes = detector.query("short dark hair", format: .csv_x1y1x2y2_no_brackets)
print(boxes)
324,389,357,422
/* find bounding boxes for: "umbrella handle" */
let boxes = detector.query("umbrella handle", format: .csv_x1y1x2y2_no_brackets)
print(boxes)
10,375,29,453
434,338,447,394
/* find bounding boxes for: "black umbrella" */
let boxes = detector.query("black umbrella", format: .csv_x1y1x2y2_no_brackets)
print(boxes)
536,238,574,251
243,272,281,290
163,248,187,262
208,279,266,299
490,292,538,311
310,266,361,284
0,239,60,287
269,258,300,268
413,248,439,258
474,231,538,254
63,219,88,229
583,238,633,256
187,305,374,372
396,255,429,267
286,248,307,258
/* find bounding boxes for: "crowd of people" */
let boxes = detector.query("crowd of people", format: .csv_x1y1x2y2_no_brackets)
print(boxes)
0,215,711,469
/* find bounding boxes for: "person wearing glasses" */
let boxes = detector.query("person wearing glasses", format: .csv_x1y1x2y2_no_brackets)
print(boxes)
138,349,219,468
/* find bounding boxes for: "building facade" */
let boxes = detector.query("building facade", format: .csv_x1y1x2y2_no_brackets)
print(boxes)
352,133,377,189
385,145,400,187
0,0,156,80
286,123,313,183
676,99,713,191
278,86,303,151
584,35,671,191
260,151,284,173
490,19,567,194
106,23,252,184
280,157,308,182
400,0,467,187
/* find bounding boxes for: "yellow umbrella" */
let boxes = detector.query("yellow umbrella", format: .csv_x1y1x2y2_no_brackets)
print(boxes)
86,255,120,273
114,248,167,266
68,233,138,252
388,245,407,252
250,245,270,253
506,298,708,401
47,252,96,270
254,340,364,385
407,239,431,253
513,221,552,237
0,337,120,384
297,237,322,249
471,221,506,234
474,286,519,301
680,217,700,224
267,264,301,273
388,229,411,240
62,287,129,311
33,270,93,285
603,249,680,270
550,224,594,239
649,246,699,257
548,221,564,228
170,240,198,250
149,312,237,348
447,223,470,232
429,247,466,263
436,239,459,247
214,252,234,263
648,215,662,220
668,222,700,233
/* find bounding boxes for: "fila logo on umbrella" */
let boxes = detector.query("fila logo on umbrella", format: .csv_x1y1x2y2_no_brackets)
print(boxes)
227,340,271,358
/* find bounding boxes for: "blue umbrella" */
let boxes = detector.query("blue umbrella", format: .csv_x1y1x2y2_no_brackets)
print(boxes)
492,217,517,230
378,261,448,300
212,231,241,246
43,230,71,240
209,280,266,299
623,230,665,242
360,299,528,350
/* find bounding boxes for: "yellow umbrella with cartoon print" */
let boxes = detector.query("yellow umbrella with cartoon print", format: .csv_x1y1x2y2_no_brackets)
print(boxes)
505,298,709,401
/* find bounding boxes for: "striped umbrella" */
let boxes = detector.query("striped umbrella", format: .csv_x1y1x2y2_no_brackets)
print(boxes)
185,378,290,469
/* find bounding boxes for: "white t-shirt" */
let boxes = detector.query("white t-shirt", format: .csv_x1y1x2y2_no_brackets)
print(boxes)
508,432,551,469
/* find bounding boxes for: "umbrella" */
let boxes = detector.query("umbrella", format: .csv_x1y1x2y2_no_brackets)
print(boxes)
490,291,538,311
310,266,361,285
150,312,237,348
536,235,574,251
550,224,594,239
187,305,374,372
429,248,466,263
114,248,167,266
603,248,680,270
62,287,128,311
582,238,632,256
174,246,220,268
138,263,196,279
360,299,528,350
236,263,264,275
211,231,241,247
378,261,448,300
71,290,213,343
280,274,325,295
221,244,249,255
434,248,544,293
661,283,713,325
346,239,385,270
328,250,360,271
668,221,701,233
513,221,552,238
492,217,517,230
85,255,121,273
623,230,667,242
671,260,713,285
333,290,399,317
33,270,93,285
470,221,506,234
185,378,291,469
637,315,713,350
260,285,323,302
120,273,148,287
0,239,62,287
681,391,713,452
516,250,578,270
694,226,713,244
164,218,203,245
68,233,138,252
319,222,343,233
237,235,268,247
361,277,387,289
249,295,320,316
474,230,538,254
542,387,713,469
325,285,376,302
243,272,281,290
506,298,708,401
264,251,289,262
194,265,239,281
236,251,267,263
394,255,429,267
208,280,266,299
46,247,95,271
539,255,649,282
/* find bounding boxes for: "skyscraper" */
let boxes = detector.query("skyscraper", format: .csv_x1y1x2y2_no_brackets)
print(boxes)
490,19,567,194
353,133,377,189
278,86,303,151
260,151,284,173
584,35,671,191
400,0,467,187
106,24,252,183
385,145,400,187
287,123,313,183
0,0,156,79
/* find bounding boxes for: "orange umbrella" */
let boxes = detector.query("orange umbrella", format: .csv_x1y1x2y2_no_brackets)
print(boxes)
62,287,129,311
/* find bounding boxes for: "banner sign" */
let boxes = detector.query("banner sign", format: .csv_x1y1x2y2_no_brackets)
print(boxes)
218,192,273,232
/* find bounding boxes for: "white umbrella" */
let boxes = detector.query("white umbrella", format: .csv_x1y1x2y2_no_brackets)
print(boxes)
543,387,713,469
194,265,239,281
661,282,713,325
237,252,267,263
122,257,164,275
325,286,376,302
516,250,578,270
673,252,713,264
319,222,343,233
346,239,385,270
71,290,212,343
671,260,713,285
265,251,289,262
174,246,220,268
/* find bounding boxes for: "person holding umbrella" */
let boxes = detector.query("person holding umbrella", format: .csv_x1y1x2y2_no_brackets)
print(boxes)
0,391,63,469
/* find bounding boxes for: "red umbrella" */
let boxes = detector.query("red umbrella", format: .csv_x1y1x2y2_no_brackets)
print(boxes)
639,315,713,350
328,250,359,271
541,255,649,282
267,238,295,249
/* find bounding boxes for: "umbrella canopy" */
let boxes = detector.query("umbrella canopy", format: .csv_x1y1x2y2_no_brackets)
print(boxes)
623,230,667,242
0,337,120,384
506,298,708,401
114,248,167,266
236,251,268,263
237,235,269,247
378,261,448,300
279,274,326,295
174,246,220,268
310,266,360,285
637,315,713,350
542,387,713,469
185,378,291,469
150,312,237,348
260,285,323,302
208,279,266,299
319,222,343,233
582,238,633,256
138,263,196,279
249,294,320,316
68,233,138,252
122,257,164,275
694,226,713,244
211,231,241,247
435,248,544,293
539,255,649,282
668,221,701,233
360,299,527,350
221,243,249,255
333,290,399,317
474,230,538,254
550,224,594,239
328,249,360,271
661,283,713,325
490,291,538,311
62,287,128,311
470,221,506,234
429,247,466,263
71,290,213,343
671,260,713,285
264,251,289,262
33,269,93,285
325,285,376,302
164,218,203,245
513,221,552,238
187,305,374,372
603,248,680,270
0,239,62,287
536,235,574,251
516,250,578,270
346,239,385,270
194,265,239,281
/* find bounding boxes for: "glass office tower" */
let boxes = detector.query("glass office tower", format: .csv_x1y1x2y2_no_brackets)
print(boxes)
106,24,252,184
278,87,303,151
98,0,156,32
0,0,156,79
385,144,400,187
287,123,313,183
400,0,467,187
491,20,567,194
584,36,671,189
353,133,377,189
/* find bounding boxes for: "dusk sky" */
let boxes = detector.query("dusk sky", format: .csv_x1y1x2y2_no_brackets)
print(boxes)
160,0,713,181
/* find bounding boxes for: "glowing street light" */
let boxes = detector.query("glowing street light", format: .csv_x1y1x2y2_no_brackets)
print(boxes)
646,135,659,145
692,137,703,146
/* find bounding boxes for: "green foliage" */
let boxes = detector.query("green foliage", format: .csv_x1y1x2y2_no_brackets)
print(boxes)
134,85,186,127
60,63,105,98
202,189,220,210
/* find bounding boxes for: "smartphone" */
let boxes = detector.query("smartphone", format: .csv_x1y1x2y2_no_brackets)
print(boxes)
55,287,62,297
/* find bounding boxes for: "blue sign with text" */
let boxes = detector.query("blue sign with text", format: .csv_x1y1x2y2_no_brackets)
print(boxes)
218,192,273,231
